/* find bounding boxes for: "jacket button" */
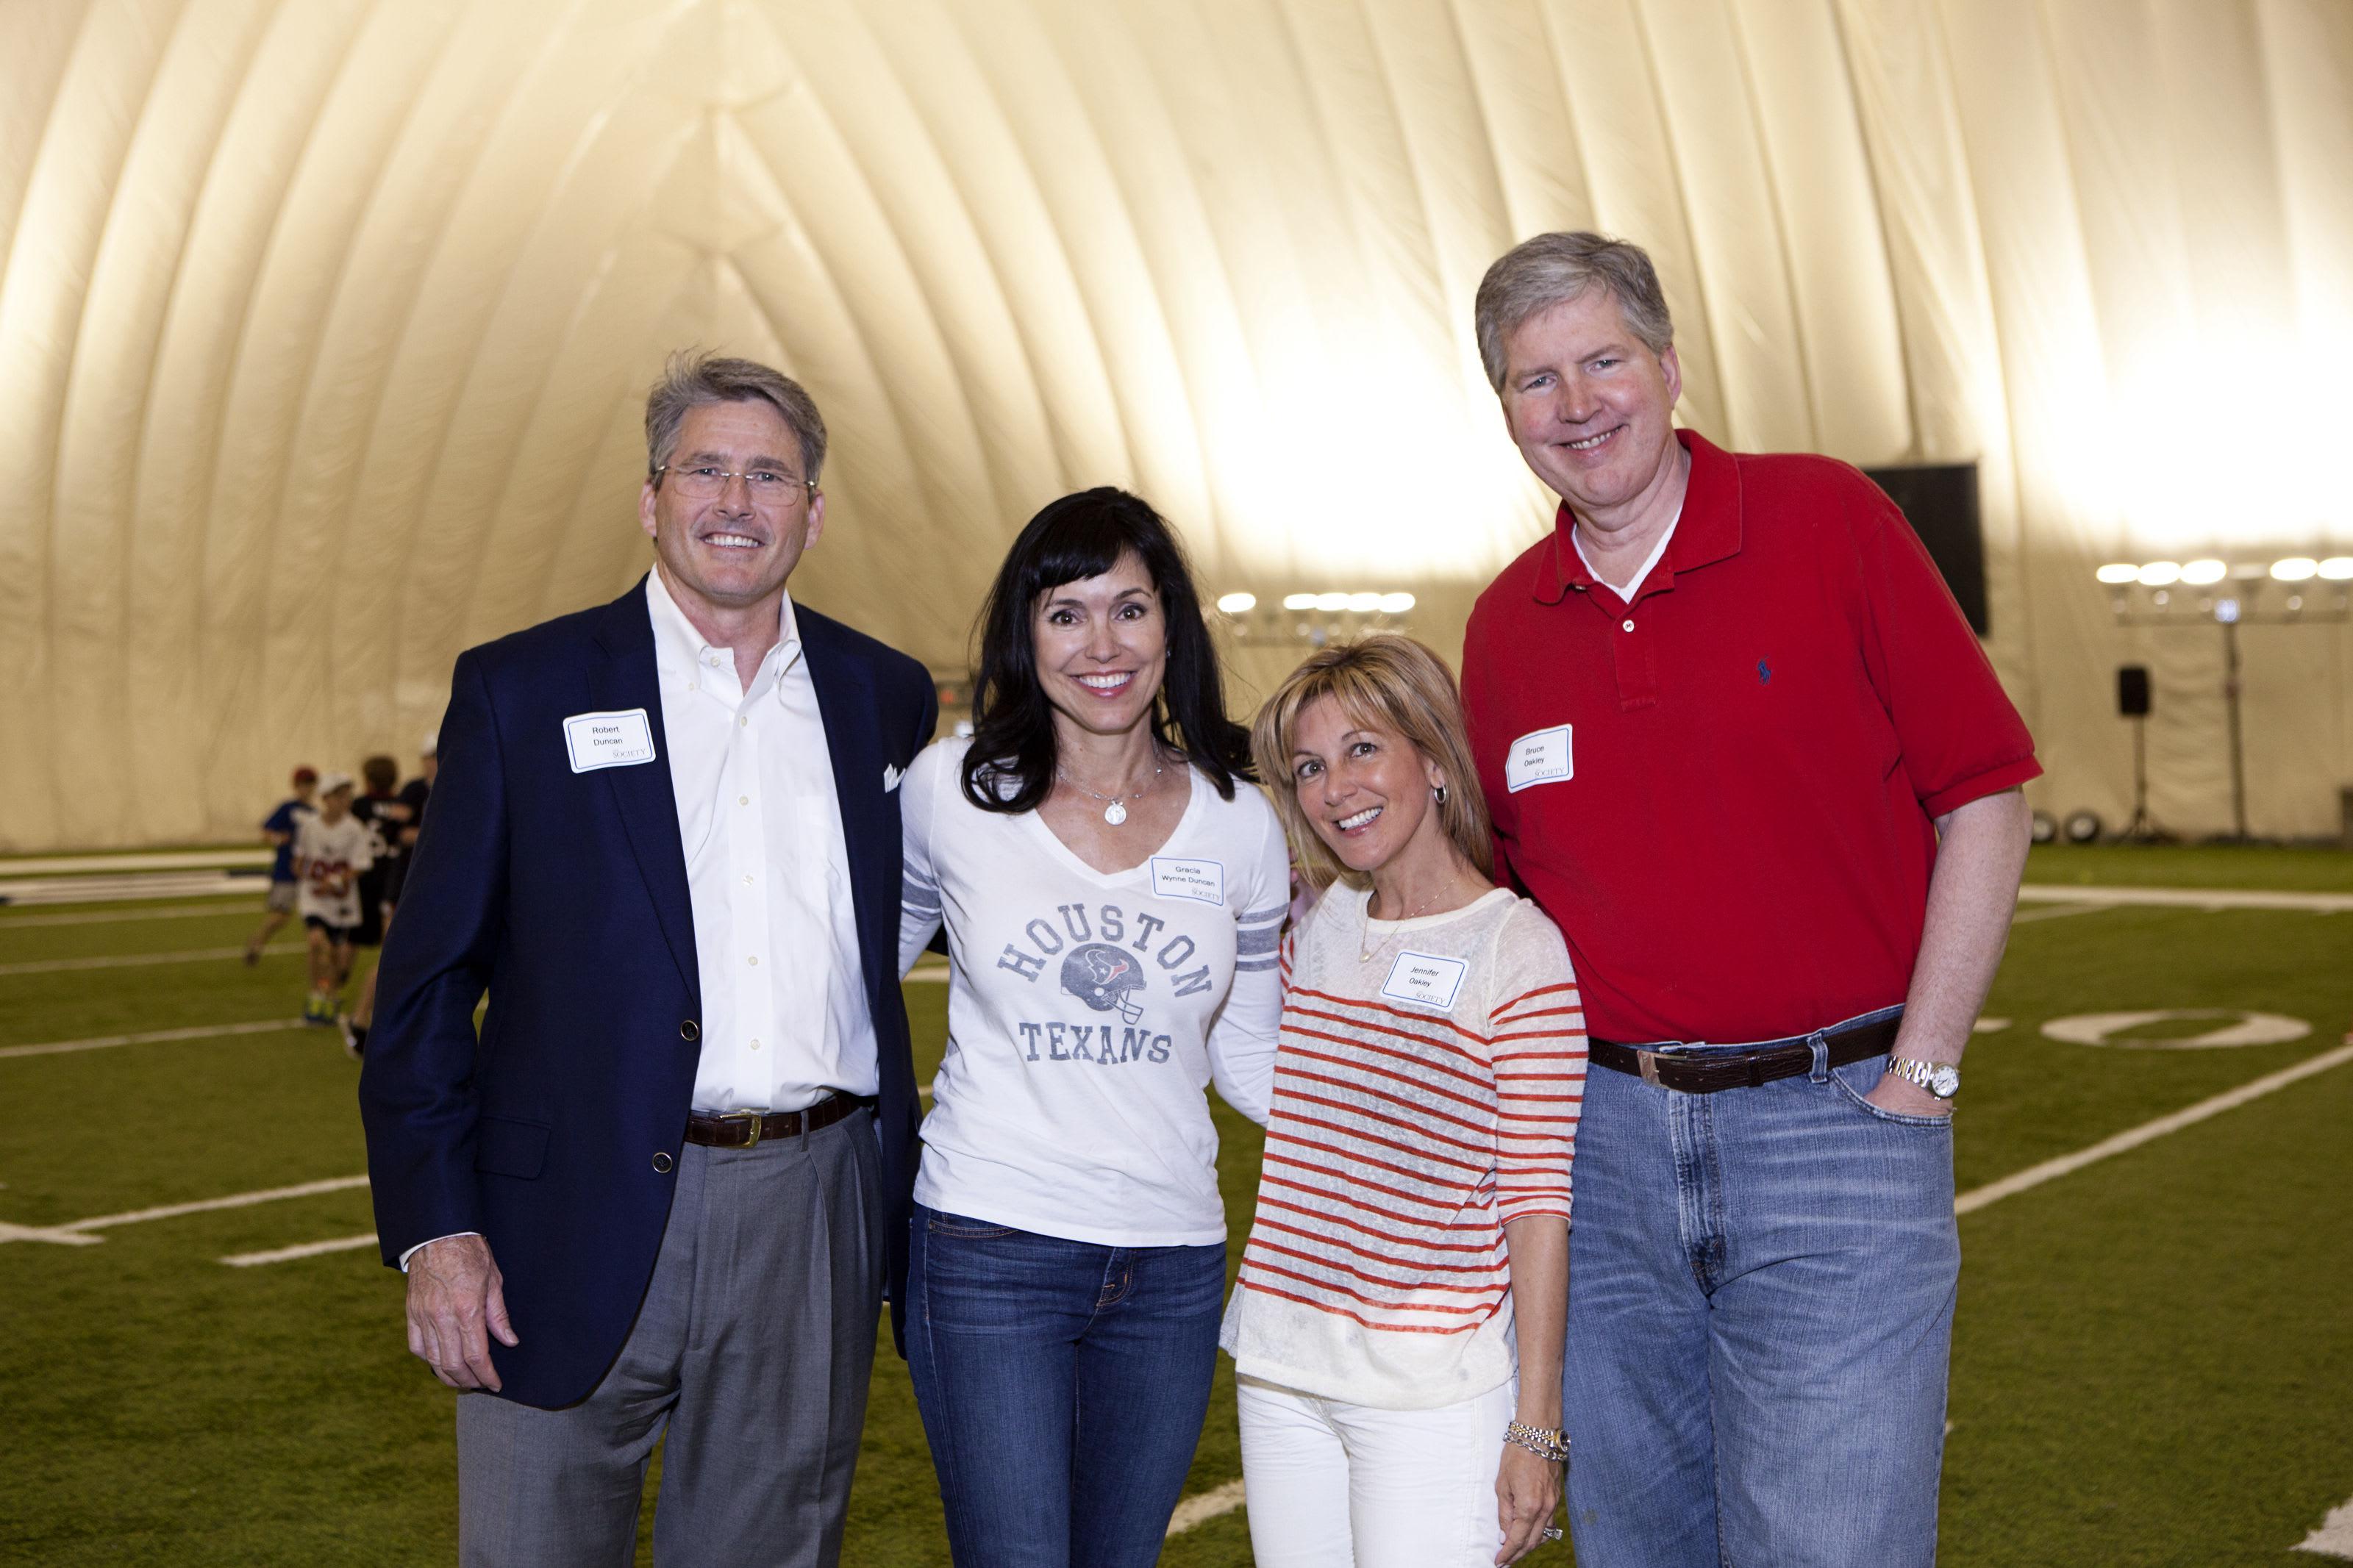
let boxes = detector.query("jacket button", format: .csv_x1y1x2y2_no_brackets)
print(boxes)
651,1151,674,1173
679,1020,699,1042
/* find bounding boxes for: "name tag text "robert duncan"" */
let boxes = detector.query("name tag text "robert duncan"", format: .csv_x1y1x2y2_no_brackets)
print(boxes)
563,709,658,773
1379,951,1468,1012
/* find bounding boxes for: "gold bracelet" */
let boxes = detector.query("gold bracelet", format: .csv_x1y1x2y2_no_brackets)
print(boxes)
1504,1420,1571,1464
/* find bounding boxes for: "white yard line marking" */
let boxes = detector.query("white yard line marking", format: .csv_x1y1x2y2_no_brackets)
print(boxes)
0,1175,371,1246
0,873,265,906
0,944,295,976
0,903,254,928
1167,1478,1246,1536
221,1233,378,1267
0,1220,102,1246
2296,1497,2353,1558
0,1018,302,1060
2016,884,2353,913
1956,1042,2353,1215
0,849,271,875
2010,902,2115,925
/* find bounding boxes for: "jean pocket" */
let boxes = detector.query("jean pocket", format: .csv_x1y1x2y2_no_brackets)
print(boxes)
924,1209,1017,1239
1827,1064,1954,1129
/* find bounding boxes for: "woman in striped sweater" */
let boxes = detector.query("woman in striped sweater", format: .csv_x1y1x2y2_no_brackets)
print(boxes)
1221,635,1586,1567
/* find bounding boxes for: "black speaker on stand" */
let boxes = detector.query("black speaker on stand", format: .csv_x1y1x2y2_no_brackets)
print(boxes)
2117,666,2159,840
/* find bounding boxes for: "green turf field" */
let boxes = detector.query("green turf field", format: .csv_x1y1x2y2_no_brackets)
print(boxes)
3,844,2349,1565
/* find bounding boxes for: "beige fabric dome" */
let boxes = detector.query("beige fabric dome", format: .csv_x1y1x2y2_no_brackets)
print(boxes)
3,0,2347,849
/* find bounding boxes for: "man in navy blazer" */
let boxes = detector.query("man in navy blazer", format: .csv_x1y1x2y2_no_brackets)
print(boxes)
360,354,935,1567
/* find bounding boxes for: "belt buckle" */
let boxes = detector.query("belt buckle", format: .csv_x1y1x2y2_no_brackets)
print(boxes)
1638,1050,1661,1087
716,1109,763,1148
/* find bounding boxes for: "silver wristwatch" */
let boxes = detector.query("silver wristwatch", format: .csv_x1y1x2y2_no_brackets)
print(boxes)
1885,1056,1960,1100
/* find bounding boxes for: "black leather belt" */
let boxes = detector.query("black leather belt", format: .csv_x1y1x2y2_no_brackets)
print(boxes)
1590,1008,1902,1095
685,1093,868,1148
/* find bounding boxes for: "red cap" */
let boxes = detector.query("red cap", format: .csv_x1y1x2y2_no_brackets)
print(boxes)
292,766,320,785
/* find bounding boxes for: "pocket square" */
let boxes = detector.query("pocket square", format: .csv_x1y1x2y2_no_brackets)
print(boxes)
882,763,904,792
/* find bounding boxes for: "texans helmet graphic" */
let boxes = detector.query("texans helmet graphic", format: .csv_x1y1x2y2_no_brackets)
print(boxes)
1061,942,1148,1024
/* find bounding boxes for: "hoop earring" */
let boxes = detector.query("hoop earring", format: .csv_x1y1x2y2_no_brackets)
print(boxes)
1432,784,1449,805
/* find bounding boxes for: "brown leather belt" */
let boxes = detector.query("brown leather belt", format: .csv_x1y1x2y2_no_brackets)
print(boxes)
685,1093,868,1149
1590,1009,1902,1095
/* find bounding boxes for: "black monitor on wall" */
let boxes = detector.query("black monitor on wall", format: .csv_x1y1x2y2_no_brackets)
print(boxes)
1863,462,1988,636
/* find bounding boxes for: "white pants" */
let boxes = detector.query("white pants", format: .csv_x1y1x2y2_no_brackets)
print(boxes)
1236,1373,1515,1568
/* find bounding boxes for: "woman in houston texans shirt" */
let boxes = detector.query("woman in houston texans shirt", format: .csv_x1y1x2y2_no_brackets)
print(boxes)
897,488,1288,1568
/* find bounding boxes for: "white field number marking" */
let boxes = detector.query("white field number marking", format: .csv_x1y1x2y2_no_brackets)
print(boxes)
2297,1496,2353,1558
2040,1009,2310,1049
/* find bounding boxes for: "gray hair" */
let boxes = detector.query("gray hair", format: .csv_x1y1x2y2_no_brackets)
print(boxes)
643,351,829,483
1473,232,1675,392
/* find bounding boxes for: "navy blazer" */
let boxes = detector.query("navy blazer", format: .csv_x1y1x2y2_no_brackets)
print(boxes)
359,578,935,1409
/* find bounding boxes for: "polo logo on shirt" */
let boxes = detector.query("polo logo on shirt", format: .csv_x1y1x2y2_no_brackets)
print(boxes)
1758,659,1772,684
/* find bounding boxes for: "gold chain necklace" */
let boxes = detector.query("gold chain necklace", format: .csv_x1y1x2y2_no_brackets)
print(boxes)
1357,886,1448,964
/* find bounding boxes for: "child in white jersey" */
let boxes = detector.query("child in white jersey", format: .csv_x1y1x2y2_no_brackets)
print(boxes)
293,772,375,1027
898,489,1287,1568
1222,635,1586,1567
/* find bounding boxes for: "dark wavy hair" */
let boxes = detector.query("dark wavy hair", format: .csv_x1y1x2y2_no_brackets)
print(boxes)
963,487,1252,815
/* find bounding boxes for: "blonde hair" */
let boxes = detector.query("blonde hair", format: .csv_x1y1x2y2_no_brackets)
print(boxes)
1250,635,1493,892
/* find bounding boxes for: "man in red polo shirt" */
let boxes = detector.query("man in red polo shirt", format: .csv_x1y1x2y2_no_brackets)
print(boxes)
1460,232,2037,1568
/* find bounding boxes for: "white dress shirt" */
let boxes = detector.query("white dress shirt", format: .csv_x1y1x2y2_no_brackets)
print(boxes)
646,568,876,1112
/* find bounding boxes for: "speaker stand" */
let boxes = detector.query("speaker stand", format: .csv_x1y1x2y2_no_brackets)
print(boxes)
2124,715,2159,841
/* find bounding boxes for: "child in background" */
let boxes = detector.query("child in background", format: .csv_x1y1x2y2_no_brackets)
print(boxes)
243,766,318,965
292,773,374,1026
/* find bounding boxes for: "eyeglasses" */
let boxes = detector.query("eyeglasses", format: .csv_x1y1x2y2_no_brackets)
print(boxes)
654,464,817,504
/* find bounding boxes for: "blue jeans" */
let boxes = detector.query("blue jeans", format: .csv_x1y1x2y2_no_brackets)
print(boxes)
907,1205,1227,1568
1562,1033,1957,1568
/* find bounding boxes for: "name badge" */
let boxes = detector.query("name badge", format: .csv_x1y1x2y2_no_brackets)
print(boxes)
1150,856,1225,906
563,709,658,773
1504,724,1573,792
1379,951,1468,1012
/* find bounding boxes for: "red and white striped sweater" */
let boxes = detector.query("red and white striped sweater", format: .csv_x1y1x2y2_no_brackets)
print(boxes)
1220,884,1586,1408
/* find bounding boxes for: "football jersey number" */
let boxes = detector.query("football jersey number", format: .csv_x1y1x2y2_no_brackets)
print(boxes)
307,859,352,898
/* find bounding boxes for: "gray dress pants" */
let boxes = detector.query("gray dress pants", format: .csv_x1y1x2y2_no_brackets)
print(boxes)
456,1106,883,1568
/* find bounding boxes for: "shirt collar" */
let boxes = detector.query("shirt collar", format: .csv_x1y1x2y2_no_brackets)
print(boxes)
1571,498,1680,601
1533,429,1743,606
645,567,803,700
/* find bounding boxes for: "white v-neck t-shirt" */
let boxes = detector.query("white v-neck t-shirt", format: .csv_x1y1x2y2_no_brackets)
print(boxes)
899,735,1290,1247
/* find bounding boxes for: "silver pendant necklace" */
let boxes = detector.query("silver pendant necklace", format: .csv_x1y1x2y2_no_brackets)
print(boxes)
1058,756,1166,826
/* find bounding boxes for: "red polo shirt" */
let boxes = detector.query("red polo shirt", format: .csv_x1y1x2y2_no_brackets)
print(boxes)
1461,431,2040,1046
